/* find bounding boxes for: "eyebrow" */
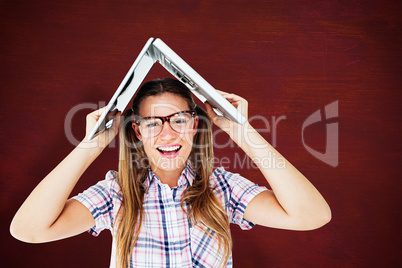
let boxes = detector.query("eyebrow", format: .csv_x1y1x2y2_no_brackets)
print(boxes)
140,110,193,118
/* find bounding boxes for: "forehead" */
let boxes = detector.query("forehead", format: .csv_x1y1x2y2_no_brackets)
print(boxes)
139,93,190,116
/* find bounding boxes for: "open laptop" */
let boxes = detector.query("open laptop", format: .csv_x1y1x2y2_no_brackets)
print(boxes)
88,37,247,140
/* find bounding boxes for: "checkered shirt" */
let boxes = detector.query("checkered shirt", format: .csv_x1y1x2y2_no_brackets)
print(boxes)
72,163,267,267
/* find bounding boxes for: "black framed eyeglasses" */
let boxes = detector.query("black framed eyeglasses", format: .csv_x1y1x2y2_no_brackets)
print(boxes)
133,110,196,138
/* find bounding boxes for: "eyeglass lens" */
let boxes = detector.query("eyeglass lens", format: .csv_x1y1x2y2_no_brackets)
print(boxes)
139,113,194,137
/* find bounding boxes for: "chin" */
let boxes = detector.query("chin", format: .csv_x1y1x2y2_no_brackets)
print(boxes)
152,155,189,172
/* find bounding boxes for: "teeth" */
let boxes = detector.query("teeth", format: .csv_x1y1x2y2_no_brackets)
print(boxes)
158,146,181,152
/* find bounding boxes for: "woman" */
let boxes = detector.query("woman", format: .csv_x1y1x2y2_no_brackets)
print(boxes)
10,78,331,267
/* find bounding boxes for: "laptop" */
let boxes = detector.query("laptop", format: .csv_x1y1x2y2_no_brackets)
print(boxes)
88,37,247,140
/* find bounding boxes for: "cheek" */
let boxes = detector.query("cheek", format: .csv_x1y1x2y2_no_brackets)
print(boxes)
141,138,154,154
182,134,195,149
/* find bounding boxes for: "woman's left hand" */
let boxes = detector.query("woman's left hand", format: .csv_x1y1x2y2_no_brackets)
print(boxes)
206,90,332,231
204,90,249,141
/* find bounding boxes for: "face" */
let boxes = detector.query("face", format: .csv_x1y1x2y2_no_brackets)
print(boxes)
133,93,198,174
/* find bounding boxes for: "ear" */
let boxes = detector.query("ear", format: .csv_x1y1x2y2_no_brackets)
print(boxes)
191,115,199,136
132,123,142,140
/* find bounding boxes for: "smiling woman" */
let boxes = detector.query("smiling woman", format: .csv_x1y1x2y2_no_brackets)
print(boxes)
112,78,236,267
131,91,199,182
10,77,331,268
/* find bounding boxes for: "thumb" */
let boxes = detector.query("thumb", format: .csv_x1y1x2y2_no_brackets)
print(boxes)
205,102,217,119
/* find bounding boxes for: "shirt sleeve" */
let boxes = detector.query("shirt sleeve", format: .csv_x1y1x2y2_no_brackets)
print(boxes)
214,167,268,230
70,170,121,237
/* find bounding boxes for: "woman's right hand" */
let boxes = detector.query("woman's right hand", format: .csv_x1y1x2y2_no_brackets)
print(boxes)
10,107,122,243
82,107,121,150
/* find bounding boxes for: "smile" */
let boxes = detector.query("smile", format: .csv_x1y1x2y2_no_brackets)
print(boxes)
156,145,182,159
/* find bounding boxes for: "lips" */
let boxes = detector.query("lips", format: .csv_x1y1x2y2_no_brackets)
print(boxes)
156,145,182,159
157,145,181,152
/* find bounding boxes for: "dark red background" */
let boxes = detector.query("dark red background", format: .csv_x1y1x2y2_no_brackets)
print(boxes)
1,0,401,267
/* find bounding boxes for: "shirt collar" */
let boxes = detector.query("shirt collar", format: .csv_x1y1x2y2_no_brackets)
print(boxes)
145,160,195,190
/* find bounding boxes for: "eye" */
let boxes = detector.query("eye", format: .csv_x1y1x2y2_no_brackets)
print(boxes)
143,119,161,128
172,116,188,124
146,122,158,127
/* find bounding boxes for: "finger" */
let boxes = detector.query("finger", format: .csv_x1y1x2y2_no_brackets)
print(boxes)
218,93,248,118
89,107,109,124
87,107,105,119
222,96,244,109
238,100,248,119
204,102,218,118
216,90,244,101
216,89,230,95
111,112,121,129
216,89,240,97
89,106,106,115
108,112,121,139
217,91,243,101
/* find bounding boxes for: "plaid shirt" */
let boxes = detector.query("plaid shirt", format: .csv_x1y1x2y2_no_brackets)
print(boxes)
72,163,267,267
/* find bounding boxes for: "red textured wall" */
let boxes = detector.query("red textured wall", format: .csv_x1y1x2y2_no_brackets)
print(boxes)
1,0,401,267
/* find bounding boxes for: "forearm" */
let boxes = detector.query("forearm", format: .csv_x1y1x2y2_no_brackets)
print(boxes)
11,141,102,237
234,123,331,220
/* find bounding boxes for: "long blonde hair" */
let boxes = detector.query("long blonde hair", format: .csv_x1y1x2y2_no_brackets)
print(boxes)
115,78,232,267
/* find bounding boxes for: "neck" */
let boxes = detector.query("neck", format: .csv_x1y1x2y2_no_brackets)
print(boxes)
151,166,185,188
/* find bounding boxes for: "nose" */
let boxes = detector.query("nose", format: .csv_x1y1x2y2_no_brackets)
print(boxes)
158,121,177,140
